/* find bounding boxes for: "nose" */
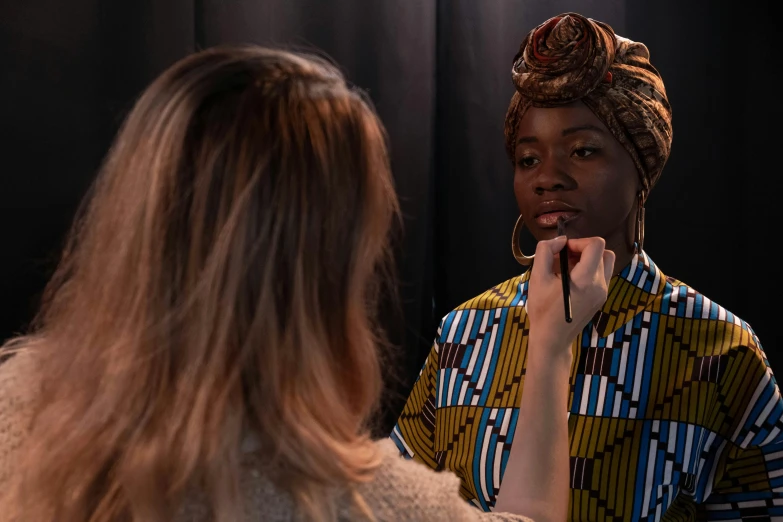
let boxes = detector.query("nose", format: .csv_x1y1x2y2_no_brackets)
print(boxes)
533,159,575,195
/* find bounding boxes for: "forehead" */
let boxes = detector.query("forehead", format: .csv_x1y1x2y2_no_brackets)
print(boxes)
516,101,608,137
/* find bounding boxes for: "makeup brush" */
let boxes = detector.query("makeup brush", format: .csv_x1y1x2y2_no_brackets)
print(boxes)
557,217,572,323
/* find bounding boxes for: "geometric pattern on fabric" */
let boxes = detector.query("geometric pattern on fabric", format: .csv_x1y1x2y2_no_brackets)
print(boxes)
391,252,783,521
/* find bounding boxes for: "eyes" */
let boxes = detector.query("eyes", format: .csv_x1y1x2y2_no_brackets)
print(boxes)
517,156,540,168
573,147,596,158
516,147,598,169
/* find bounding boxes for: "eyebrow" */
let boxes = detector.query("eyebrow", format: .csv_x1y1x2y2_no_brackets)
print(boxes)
516,124,606,145
561,124,605,136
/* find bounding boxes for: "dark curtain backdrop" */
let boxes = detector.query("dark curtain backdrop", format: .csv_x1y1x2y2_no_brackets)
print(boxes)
1,0,777,434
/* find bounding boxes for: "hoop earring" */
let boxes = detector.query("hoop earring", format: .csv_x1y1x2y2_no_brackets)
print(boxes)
512,215,534,266
635,190,646,255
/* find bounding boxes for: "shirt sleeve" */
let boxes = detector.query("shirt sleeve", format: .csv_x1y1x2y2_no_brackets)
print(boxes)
697,326,783,519
389,326,442,470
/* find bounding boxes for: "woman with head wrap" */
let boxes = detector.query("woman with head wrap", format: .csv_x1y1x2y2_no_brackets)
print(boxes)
392,13,783,521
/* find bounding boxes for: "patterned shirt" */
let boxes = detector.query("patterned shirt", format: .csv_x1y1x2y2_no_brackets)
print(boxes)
391,252,783,521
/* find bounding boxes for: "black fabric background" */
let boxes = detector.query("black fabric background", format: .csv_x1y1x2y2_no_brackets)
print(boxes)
1,0,777,433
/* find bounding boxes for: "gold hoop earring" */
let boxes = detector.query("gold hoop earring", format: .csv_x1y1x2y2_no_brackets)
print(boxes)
512,215,534,266
635,190,646,255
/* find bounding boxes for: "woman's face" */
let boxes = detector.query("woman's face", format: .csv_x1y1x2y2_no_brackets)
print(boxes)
513,101,641,258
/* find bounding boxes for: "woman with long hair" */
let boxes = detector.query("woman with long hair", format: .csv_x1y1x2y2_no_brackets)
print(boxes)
0,45,611,521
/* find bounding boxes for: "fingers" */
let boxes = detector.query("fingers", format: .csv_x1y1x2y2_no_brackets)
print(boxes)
602,250,616,286
561,237,603,254
568,237,605,280
532,235,567,281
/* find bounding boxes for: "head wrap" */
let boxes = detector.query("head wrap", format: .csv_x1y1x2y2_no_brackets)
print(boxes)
504,13,672,194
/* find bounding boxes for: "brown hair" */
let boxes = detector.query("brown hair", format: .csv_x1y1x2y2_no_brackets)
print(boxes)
4,45,398,521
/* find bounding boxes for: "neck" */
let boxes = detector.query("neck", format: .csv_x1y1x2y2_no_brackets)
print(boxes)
603,219,637,277
607,199,642,277
611,243,637,277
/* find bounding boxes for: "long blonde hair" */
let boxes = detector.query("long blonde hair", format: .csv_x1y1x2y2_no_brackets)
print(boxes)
5,45,398,521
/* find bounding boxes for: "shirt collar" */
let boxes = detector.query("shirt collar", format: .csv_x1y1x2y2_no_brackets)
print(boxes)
593,250,666,337
517,250,666,338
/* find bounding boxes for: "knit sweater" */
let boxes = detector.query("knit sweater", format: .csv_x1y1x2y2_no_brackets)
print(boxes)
0,352,532,521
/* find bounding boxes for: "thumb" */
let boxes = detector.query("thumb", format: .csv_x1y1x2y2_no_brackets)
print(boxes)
602,249,616,286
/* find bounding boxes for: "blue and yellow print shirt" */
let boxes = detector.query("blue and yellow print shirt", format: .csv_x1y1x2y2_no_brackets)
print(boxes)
391,252,783,521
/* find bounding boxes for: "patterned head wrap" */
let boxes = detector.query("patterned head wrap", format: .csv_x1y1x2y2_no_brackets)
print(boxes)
504,13,673,194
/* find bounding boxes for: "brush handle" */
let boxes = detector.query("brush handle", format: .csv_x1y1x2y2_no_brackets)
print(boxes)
559,250,572,323
557,218,572,323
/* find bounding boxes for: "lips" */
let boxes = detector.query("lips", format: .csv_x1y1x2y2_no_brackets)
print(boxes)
534,200,580,229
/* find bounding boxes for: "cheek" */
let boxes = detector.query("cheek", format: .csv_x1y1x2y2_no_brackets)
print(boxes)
513,171,532,215
582,172,637,228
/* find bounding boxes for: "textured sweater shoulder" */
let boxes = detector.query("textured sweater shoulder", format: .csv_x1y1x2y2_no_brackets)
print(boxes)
0,351,532,521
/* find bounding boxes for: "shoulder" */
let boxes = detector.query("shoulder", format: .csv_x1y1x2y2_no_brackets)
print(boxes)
451,274,529,314
0,347,41,421
663,277,763,350
663,279,774,412
0,348,41,489
436,274,528,342
369,438,462,494
357,439,532,521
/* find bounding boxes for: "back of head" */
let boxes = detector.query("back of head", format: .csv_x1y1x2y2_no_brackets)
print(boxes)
6,45,398,521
